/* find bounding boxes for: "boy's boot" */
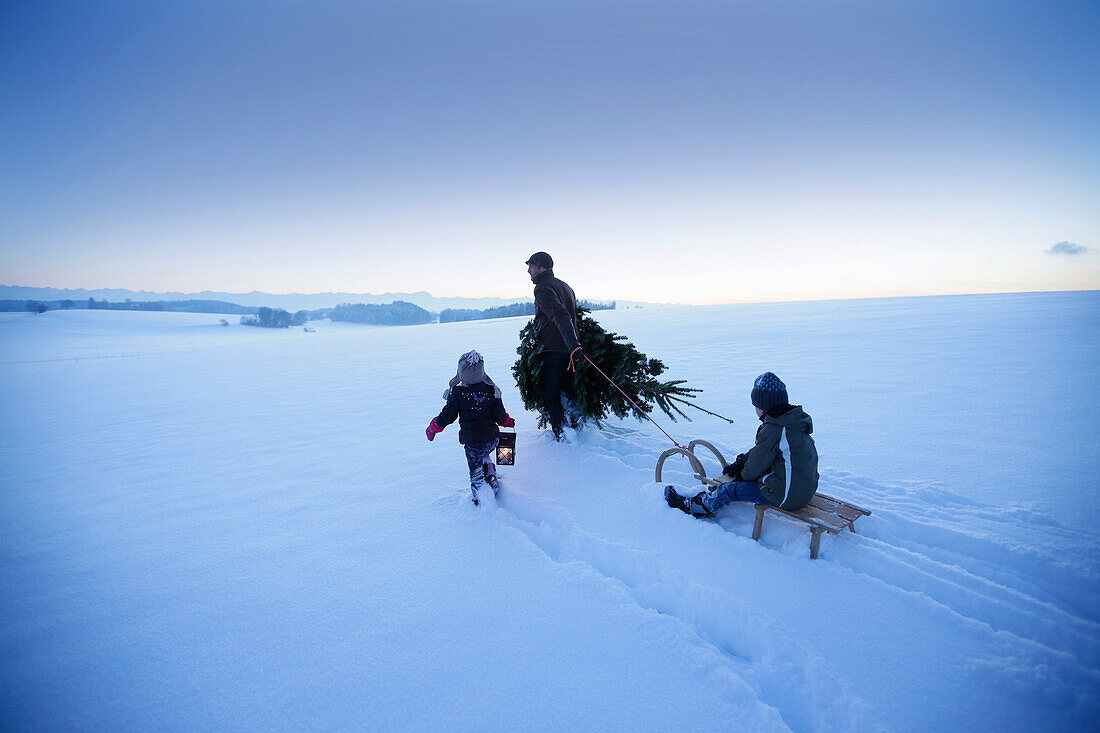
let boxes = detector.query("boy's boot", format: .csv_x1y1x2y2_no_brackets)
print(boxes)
664,485,689,513
470,487,480,506
664,485,712,517
687,492,713,517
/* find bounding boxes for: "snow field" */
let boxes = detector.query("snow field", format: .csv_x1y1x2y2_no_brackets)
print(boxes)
1,292,1098,731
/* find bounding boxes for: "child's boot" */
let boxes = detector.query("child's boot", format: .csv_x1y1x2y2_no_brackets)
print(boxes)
484,462,501,496
470,487,480,506
664,485,689,513
687,492,713,517
664,485,712,517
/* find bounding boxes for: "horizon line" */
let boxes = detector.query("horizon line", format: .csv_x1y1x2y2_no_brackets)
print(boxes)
2,283,1096,309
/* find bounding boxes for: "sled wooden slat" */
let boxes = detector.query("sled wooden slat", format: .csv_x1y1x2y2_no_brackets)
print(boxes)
751,493,871,559
808,493,871,524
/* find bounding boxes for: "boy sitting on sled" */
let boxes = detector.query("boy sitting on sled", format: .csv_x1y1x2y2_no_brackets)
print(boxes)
426,350,515,506
665,372,819,517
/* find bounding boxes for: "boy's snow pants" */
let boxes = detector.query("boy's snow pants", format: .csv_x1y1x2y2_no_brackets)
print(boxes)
699,480,773,514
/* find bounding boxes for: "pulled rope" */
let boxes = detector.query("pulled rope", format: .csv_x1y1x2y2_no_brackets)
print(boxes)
668,396,734,424
582,355,686,450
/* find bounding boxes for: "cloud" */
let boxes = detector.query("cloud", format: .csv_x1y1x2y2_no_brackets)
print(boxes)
1046,241,1089,256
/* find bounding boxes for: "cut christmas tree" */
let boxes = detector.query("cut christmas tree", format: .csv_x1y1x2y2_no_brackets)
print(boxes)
512,306,702,429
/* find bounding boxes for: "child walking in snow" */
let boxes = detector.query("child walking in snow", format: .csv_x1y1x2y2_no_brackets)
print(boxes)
426,350,515,505
665,372,819,517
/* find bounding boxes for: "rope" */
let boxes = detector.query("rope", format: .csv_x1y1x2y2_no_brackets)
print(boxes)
580,353,686,450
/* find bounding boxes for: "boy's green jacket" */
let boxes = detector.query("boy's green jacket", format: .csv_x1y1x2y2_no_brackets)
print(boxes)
740,406,819,510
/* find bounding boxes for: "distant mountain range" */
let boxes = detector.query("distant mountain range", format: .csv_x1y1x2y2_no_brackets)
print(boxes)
0,285,608,312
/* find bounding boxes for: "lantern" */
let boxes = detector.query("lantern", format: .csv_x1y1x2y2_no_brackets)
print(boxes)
496,429,516,466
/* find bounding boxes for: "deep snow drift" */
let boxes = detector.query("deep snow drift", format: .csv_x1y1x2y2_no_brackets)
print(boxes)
2,291,1098,731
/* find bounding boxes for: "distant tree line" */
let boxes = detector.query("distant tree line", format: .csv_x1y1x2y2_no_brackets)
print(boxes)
3,296,616,330
241,307,293,328
92,298,261,314
1,299,58,313
331,301,431,326
0,298,258,314
439,299,615,323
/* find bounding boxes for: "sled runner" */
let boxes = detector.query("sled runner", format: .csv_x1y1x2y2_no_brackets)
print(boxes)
654,440,871,559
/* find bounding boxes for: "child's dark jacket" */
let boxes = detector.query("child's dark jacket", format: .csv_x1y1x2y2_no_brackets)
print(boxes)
740,405,819,510
434,382,508,445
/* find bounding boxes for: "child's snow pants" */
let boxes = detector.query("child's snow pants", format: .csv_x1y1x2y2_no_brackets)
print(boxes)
463,440,498,496
699,480,773,514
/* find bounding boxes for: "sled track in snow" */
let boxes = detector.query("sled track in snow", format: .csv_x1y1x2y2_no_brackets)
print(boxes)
585,427,1100,673
471,426,1100,725
485,489,874,732
821,471,1100,670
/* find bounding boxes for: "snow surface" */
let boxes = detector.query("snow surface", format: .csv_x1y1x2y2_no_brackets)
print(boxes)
2,292,1098,731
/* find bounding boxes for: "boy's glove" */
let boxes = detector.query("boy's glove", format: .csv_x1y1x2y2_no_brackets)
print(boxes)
500,415,515,428
722,454,747,479
425,418,443,441
568,346,585,371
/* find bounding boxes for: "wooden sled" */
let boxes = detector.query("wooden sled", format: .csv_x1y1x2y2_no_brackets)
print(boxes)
655,440,871,559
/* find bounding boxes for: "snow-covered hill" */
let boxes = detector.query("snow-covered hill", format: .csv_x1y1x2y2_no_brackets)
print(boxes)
2,292,1097,731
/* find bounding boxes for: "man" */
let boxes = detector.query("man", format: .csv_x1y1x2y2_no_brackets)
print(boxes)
526,251,584,440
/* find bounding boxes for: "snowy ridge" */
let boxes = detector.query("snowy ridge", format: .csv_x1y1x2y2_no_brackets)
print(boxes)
2,294,1098,731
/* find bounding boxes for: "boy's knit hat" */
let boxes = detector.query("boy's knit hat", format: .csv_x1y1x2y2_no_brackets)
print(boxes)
457,350,486,384
751,372,788,411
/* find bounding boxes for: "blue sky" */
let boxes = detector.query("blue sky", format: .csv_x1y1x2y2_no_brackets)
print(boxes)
1,0,1097,303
